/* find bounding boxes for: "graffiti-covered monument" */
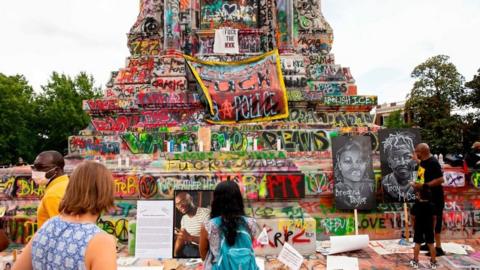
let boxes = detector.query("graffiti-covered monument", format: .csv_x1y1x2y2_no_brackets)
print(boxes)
1,0,475,258
73,0,376,255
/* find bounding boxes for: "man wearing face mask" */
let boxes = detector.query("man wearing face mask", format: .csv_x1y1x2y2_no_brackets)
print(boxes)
31,151,69,228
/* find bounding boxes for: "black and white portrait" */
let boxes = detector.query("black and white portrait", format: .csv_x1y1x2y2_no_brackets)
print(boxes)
379,129,421,202
332,136,376,210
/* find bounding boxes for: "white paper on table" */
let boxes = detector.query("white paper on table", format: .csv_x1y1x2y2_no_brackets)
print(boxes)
117,256,139,266
118,267,164,270
135,201,174,259
255,257,265,270
257,227,269,245
277,243,304,270
329,235,369,255
327,256,359,270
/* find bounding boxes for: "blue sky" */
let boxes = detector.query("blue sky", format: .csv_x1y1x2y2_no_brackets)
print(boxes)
0,0,479,104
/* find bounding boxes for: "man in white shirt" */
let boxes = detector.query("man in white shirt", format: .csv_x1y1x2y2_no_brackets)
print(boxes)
174,192,210,257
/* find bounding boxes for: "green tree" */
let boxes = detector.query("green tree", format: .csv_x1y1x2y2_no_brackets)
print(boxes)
463,69,480,109
405,55,466,154
384,109,409,128
35,72,101,155
461,69,480,150
0,74,38,165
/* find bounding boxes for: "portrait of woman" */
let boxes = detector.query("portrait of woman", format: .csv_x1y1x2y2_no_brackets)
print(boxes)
332,136,376,210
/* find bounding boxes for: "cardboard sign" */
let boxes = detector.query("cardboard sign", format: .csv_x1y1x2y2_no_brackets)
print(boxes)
214,29,239,54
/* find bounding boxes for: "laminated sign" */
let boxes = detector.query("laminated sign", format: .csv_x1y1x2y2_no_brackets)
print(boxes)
184,50,289,124
213,28,239,54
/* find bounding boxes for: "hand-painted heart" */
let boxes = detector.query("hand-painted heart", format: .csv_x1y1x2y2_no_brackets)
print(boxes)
223,4,237,14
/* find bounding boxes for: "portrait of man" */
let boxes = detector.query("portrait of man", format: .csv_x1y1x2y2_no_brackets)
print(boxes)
379,129,421,202
173,190,212,258
332,136,375,210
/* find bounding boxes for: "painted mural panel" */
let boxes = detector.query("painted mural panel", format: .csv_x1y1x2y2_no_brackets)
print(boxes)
332,136,375,210
185,50,289,124
379,129,421,202
200,0,258,29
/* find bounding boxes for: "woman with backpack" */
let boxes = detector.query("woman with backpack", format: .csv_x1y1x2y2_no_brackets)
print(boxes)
199,181,259,270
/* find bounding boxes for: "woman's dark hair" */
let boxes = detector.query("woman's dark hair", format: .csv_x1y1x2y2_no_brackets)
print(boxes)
210,181,245,246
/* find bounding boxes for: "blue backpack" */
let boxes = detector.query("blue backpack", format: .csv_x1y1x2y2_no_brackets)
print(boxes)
211,217,259,270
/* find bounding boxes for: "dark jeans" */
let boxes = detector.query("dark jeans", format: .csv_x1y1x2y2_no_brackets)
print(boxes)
181,243,200,258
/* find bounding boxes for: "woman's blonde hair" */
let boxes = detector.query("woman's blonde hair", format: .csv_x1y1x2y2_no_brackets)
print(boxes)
59,161,114,215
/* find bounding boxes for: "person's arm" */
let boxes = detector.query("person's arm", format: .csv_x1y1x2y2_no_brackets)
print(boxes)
85,233,117,270
199,225,209,261
174,229,185,257
12,240,33,270
426,176,444,187
188,233,200,244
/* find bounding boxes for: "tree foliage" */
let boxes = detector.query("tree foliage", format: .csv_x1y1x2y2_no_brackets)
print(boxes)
35,72,101,155
0,72,100,165
409,55,465,111
463,69,480,110
405,55,467,154
461,69,480,150
384,109,409,128
0,74,38,165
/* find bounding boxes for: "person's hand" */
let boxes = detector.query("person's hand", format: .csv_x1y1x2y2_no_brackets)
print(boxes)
175,229,192,243
408,181,422,189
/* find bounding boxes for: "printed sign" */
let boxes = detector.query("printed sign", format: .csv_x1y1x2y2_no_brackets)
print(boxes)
214,28,239,54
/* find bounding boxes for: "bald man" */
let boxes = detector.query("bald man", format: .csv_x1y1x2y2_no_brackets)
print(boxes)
413,143,445,256
32,151,69,228
174,192,210,257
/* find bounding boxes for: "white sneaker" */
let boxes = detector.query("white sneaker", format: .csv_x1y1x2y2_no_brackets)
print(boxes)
409,259,419,269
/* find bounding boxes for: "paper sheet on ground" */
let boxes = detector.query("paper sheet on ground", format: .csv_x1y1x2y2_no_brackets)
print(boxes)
135,201,174,258
277,242,304,270
256,257,266,270
444,255,480,269
327,256,359,270
328,235,369,255
117,257,139,266
442,242,472,255
369,239,414,255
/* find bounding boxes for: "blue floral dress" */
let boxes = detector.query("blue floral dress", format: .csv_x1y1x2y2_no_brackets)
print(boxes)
31,216,103,270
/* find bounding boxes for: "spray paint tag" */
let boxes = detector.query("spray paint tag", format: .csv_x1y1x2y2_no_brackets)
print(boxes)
257,227,269,245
